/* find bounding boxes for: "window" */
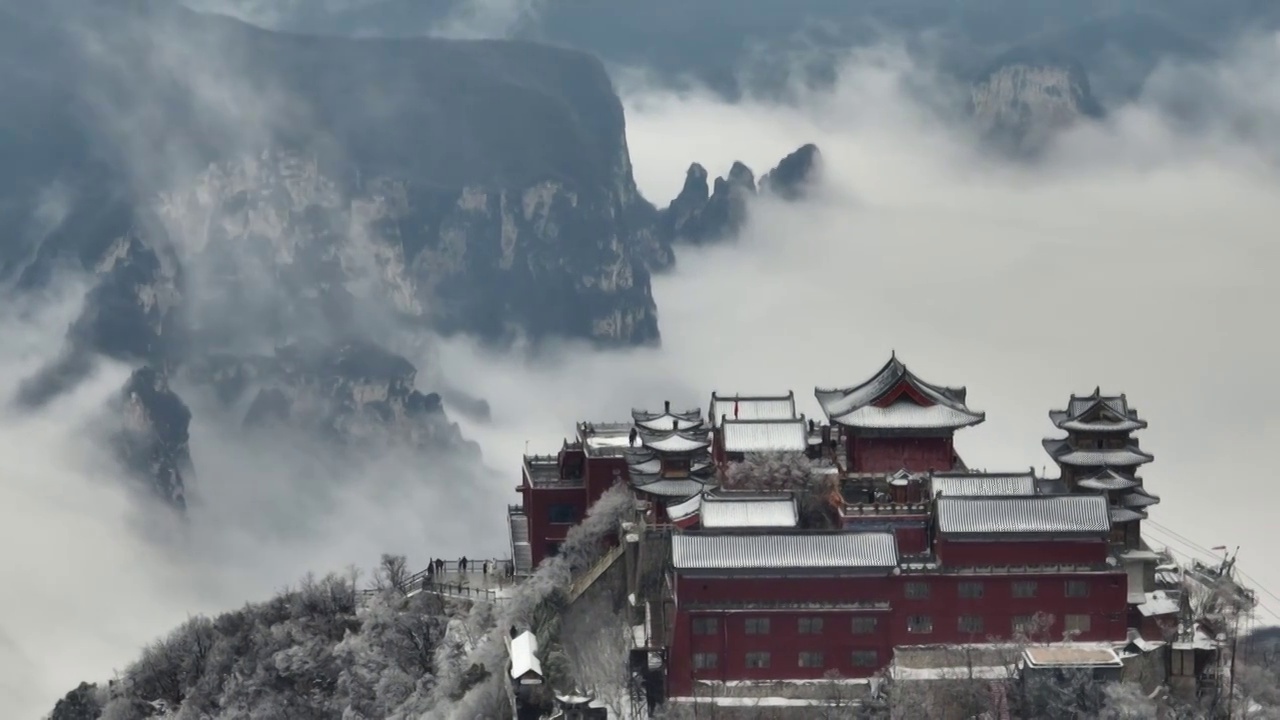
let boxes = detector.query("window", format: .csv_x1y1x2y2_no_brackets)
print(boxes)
548,504,578,524
959,581,984,599
851,650,879,667
693,653,718,670
799,652,824,668
1066,580,1090,598
745,652,771,668
1012,580,1038,598
545,542,562,557
1065,614,1092,634
692,617,718,635
798,617,824,634
958,615,984,633
905,581,930,599
1012,615,1036,635
745,618,771,635
907,615,933,634
662,457,691,478
852,616,878,634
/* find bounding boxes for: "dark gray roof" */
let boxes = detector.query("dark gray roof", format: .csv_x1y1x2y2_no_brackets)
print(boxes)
937,495,1111,536
1121,487,1161,509
1109,507,1147,523
1043,438,1154,467
673,532,899,571
1075,469,1140,491
815,354,984,430
1049,387,1147,433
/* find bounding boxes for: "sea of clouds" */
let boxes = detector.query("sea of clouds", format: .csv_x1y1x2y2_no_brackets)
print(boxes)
2,10,1279,717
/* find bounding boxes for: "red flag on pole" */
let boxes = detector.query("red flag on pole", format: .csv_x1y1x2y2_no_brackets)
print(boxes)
733,400,739,419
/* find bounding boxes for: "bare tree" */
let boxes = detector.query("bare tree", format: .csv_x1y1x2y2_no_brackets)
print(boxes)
374,553,410,594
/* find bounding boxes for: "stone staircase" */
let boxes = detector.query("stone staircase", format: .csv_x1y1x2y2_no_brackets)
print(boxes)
508,509,533,575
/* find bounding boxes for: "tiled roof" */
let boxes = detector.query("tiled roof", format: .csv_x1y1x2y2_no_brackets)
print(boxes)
1043,438,1153,467
633,409,704,432
642,431,711,454
1050,388,1147,432
701,494,798,529
667,494,702,523
632,478,709,498
1076,469,1140,491
930,471,1037,498
1138,590,1181,617
815,355,984,430
1121,488,1161,508
710,392,797,426
1109,507,1147,523
937,495,1111,536
721,418,809,453
830,401,983,430
673,532,899,571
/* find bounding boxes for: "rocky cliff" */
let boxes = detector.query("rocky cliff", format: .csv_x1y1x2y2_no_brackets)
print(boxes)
659,144,823,244
114,367,193,509
971,59,1104,154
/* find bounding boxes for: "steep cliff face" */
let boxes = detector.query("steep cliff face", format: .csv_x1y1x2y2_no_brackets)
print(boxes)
115,366,193,509
1,2,667,352
189,341,478,455
971,60,1104,154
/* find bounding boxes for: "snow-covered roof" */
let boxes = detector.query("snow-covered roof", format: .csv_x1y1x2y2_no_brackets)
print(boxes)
643,432,711,454
633,478,709,498
1023,646,1123,669
1042,438,1153,467
673,532,898,571
667,494,703,523
721,418,808,453
930,471,1037,498
1076,468,1140,491
509,631,542,681
710,392,797,426
701,494,798,529
1138,590,1180,617
937,495,1110,536
815,355,983,430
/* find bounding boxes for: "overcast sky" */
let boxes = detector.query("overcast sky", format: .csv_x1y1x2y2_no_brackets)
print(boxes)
3,24,1280,720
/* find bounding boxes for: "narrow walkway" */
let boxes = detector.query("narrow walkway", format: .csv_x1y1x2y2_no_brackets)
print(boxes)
403,559,517,603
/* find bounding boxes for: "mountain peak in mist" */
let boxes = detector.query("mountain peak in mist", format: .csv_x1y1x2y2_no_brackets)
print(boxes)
657,145,822,245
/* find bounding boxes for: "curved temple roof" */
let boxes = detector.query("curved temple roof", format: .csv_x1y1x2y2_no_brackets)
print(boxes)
633,405,704,432
1049,387,1148,433
709,391,798,426
1042,438,1154,468
815,354,984,430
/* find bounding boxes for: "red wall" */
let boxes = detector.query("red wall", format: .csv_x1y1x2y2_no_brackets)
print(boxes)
848,436,955,473
936,538,1109,567
585,456,629,505
524,485,587,569
668,571,1129,696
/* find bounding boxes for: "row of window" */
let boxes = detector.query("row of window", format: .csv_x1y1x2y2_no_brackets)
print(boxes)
694,617,880,636
904,579,1091,600
692,614,1092,636
692,650,880,671
908,614,1091,635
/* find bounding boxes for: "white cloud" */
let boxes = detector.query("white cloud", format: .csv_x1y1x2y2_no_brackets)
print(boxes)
441,38,1280,629
7,22,1280,719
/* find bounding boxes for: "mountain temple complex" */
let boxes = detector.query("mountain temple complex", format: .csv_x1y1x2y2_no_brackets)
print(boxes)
507,355,1188,704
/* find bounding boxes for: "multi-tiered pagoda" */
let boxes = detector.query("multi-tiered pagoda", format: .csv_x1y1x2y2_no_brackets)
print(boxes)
1043,388,1159,549
626,403,716,504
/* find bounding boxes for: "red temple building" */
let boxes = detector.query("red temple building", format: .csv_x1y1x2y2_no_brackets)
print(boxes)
506,355,1179,702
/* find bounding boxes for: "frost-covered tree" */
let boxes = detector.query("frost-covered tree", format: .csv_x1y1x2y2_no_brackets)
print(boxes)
725,452,840,528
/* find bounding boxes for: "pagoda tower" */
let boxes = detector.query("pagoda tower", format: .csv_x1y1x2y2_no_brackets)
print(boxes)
815,354,984,474
626,402,716,508
1043,388,1160,550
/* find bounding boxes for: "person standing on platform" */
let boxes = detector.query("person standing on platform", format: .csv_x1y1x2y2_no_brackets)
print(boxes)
426,559,435,581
